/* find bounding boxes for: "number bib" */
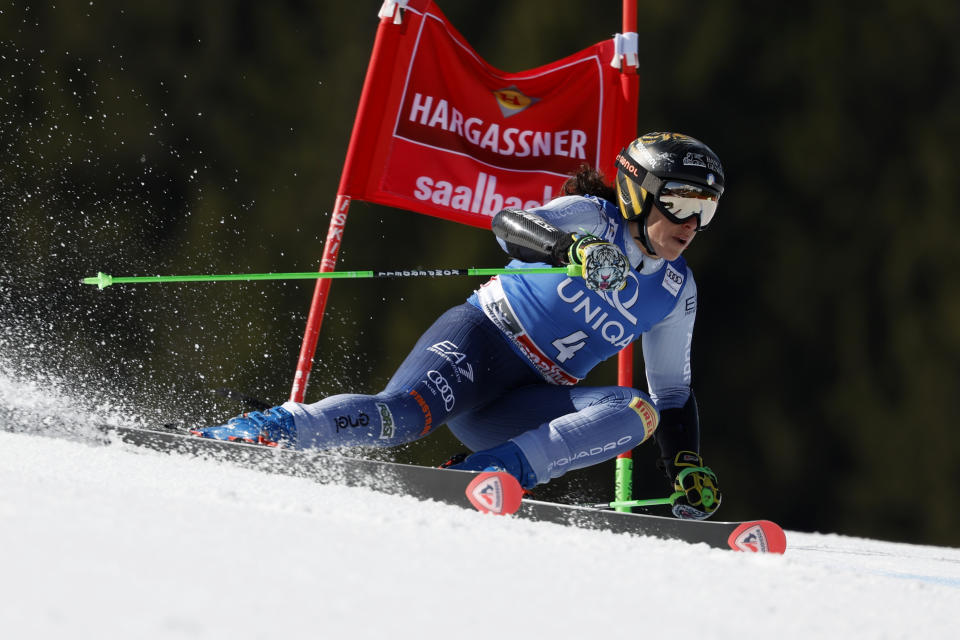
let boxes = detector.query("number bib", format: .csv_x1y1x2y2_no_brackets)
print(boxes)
468,195,691,384
470,261,686,384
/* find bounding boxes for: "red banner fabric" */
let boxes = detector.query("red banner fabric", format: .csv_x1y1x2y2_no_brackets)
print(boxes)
340,0,633,228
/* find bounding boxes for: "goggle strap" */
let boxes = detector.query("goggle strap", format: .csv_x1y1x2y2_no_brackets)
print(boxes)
617,148,665,196
640,172,664,197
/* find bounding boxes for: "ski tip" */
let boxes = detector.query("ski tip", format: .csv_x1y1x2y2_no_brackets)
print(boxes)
727,520,787,554
465,471,524,516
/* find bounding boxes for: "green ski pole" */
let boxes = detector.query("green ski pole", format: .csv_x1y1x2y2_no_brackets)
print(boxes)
81,265,581,290
589,494,680,510
614,455,634,513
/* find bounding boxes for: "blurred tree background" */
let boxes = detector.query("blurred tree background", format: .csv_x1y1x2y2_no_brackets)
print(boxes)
1,0,958,546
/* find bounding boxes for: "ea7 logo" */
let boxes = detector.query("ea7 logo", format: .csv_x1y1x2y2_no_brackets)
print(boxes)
426,370,456,411
427,341,475,382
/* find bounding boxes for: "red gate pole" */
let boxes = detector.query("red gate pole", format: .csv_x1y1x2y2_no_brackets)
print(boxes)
289,194,351,402
616,0,639,391
614,0,640,510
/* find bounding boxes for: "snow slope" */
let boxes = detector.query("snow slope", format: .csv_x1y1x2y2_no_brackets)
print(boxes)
1,373,958,639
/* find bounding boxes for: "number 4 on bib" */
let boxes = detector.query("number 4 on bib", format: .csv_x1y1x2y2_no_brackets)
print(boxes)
552,331,587,363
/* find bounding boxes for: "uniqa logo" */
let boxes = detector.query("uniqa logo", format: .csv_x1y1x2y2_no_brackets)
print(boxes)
556,277,639,348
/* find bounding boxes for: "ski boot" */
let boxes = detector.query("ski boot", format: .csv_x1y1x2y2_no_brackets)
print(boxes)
191,406,297,447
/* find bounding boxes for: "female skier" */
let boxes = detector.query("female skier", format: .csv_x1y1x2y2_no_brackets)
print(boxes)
196,132,725,520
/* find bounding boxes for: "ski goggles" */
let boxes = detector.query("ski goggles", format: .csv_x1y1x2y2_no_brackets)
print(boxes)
655,181,720,230
615,152,721,230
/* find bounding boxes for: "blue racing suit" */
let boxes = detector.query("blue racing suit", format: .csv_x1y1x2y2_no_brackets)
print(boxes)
282,195,697,486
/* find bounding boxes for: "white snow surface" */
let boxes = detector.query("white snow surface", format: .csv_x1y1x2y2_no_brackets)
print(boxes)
1,373,958,639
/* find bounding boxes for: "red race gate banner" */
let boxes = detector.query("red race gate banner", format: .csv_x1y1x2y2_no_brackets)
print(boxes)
340,0,634,228
291,0,638,401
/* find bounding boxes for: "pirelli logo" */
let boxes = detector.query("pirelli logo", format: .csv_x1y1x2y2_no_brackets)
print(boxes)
629,397,659,441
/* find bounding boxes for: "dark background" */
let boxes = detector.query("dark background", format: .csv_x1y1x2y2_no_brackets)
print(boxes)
1,1,958,546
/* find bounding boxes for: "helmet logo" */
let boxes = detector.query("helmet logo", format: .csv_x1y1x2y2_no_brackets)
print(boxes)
492,86,538,118
682,152,707,169
681,149,724,180
616,152,642,179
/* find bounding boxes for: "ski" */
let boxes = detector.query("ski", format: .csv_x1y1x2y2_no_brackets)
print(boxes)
105,424,523,515
519,500,785,553
100,424,784,552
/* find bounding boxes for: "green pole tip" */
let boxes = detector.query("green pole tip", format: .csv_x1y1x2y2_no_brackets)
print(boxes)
95,272,113,289
566,263,582,277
